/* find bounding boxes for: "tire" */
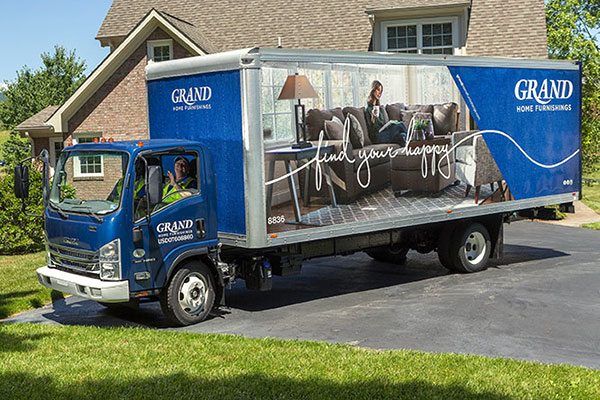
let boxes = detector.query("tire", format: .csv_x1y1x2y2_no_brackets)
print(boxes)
450,223,491,273
365,245,409,264
437,225,457,271
160,262,216,326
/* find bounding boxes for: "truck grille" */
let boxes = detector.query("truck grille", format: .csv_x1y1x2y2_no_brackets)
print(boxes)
49,244,99,277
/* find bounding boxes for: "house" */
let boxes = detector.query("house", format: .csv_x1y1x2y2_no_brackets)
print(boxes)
16,0,547,179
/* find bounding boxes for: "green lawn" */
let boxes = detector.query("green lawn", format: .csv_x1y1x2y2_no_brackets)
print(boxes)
0,252,59,319
0,130,10,147
581,162,600,217
0,253,598,399
581,182,600,213
0,323,597,400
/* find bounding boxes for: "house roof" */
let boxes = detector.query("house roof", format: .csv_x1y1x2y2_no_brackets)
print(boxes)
98,0,547,58
366,0,471,13
15,105,59,131
157,11,221,54
97,0,374,51
467,0,547,58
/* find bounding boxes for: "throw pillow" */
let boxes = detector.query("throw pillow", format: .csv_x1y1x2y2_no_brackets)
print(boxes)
324,119,344,140
343,106,372,146
306,107,345,141
347,113,365,148
433,102,458,135
385,103,406,121
399,110,416,131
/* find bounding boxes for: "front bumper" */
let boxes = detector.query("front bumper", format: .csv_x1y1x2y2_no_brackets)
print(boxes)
37,266,129,303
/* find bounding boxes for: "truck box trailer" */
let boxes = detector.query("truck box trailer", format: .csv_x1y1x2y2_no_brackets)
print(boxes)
19,48,581,326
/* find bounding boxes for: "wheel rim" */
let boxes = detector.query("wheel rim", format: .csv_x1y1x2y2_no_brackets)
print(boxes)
464,231,486,265
178,273,207,315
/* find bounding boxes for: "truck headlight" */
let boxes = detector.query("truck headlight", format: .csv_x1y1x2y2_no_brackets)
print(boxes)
99,239,121,280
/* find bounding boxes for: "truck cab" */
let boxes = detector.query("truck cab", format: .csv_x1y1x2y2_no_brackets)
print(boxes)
31,139,224,325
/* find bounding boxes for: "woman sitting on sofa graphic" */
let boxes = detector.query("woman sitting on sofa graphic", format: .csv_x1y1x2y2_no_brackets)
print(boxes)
364,80,407,146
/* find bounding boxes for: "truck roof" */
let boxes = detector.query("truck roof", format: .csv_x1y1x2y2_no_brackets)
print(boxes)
64,139,202,156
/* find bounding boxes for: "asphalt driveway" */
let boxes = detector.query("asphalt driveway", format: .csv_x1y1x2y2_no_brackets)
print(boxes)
6,221,600,369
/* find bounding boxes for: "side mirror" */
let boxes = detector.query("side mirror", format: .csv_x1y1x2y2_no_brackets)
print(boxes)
147,165,163,207
14,165,30,199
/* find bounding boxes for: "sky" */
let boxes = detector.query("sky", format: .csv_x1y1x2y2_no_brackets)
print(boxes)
0,0,114,84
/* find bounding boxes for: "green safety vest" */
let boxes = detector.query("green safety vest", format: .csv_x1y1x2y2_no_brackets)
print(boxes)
162,176,195,204
112,177,145,203
133,178,145,199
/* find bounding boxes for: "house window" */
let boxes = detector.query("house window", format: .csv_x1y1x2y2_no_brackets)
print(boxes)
49,137,64,176
74,134,103,177
147,40,173,62
383,19,457,55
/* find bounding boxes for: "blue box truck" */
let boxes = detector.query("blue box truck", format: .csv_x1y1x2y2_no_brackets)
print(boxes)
15,48,581,325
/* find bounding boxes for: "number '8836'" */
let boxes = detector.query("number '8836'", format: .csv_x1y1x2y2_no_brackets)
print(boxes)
268,215,285,224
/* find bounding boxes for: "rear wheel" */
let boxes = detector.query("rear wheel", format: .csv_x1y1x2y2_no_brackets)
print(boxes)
160,262,215,326
450,223,491,273
365,245,409,264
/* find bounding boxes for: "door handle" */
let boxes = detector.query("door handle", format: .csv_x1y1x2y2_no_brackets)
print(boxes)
196,218,206,238
133,226,143,244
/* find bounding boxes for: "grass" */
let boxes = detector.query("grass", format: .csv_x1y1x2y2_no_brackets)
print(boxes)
0,252,60,319
0,323,598,400
581,182,600,213
581,221,600,230
0,129,10,147
581,161,600,219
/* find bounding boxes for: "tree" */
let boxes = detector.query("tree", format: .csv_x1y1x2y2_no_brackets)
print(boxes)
0,45,86,130
546,0,600,171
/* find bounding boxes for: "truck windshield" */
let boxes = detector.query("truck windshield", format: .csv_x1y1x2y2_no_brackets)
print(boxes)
49,150,129,216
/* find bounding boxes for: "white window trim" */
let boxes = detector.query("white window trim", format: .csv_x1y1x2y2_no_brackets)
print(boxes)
49,137,64,176
381,17,459,54
73,133,103,178
147,39,173,63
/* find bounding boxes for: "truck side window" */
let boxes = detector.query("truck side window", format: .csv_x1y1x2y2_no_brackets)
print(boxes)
152,152,200,213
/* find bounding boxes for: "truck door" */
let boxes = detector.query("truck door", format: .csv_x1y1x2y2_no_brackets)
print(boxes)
132,149,210,292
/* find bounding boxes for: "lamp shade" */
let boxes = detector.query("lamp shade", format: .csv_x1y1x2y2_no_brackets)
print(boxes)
277,74,319,100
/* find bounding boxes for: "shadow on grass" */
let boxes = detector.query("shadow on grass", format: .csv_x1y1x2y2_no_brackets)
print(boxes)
0,290,39,305
0,372,512,400
0,290,64,319
0,329,50,353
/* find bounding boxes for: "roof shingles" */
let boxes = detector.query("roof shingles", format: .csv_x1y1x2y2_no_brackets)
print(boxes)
97,0,547,58
15,105,60,130
467,0,547,58
97,0,373,52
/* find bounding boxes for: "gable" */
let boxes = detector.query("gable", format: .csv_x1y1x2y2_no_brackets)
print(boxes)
48,9,208,133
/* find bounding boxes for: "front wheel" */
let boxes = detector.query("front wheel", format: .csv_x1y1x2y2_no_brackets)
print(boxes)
160,262,216,326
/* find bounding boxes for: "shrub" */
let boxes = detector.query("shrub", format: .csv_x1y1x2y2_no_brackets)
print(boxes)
0,168,45,254
1,132,30,168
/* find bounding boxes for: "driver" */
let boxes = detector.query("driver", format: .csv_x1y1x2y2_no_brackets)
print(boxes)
108,159,145,203
162,156,196,203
